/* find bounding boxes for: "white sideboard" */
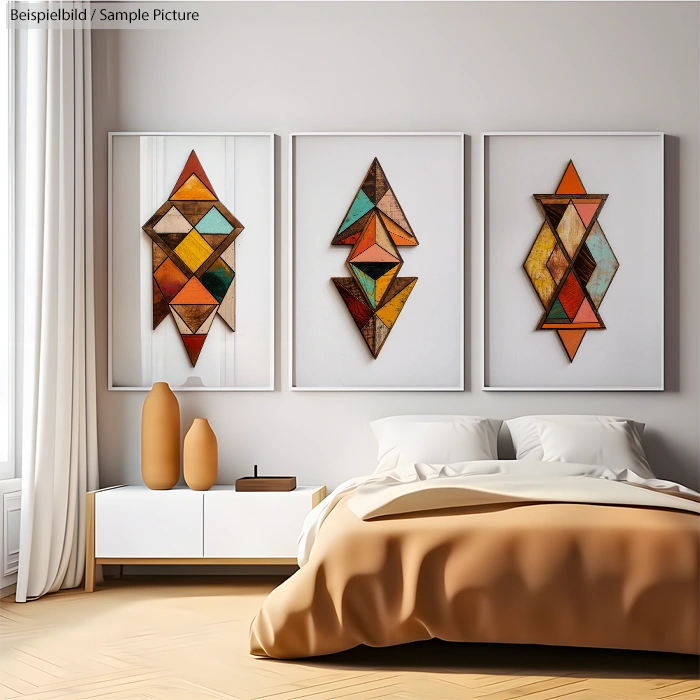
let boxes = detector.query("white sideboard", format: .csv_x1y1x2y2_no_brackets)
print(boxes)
85,484,326,592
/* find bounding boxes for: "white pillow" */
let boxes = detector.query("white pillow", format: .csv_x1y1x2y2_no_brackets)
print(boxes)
538,420,655,479
505,415,646,461
370,415,502,474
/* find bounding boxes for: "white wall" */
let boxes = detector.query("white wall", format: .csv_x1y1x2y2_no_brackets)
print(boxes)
91,1,700,491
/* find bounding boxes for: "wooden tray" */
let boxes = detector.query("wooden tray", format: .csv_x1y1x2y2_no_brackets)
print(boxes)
235,476,297,492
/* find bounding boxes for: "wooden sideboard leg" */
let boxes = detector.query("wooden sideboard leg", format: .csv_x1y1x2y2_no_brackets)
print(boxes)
85,492,96,593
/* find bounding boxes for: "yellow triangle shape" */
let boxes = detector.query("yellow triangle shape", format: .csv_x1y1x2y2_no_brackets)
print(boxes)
375,265,400,304
171,174,217,201
376,279,417,329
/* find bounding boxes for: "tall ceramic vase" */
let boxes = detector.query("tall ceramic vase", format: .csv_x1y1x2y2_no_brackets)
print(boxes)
141,382,180,490
184,418,218,491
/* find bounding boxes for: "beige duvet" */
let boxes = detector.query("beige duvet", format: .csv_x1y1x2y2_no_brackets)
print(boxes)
250,493,699,658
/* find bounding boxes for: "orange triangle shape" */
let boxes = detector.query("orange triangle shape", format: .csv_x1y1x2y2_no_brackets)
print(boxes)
378,211,418,246
349,215,377,258
170,276,218,305
169,151,217,199
555,161,586,195
557,329,587,361
171,174,217,201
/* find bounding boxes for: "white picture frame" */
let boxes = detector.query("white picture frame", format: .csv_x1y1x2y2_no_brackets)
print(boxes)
289,132,465,391
108,132,275,391
482,131,664,391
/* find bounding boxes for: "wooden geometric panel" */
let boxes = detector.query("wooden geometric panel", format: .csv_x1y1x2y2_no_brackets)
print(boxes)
527,161,616,362
331,158,419,358
142,150,245,367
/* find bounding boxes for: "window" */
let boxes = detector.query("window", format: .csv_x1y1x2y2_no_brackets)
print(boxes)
0,20,13,479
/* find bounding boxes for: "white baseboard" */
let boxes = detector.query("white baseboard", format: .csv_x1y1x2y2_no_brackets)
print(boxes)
1,582,16,600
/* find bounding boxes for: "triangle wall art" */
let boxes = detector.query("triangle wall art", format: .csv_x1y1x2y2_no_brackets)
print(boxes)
483,132,664,391
289,133,465,391
108,133,275,390
331,158,419,359
524,160,619,362
142,150,244,367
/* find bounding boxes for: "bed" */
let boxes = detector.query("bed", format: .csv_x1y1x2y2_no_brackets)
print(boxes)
249,417,700,659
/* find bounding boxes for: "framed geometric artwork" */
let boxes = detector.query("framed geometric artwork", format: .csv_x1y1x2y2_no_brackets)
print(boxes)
290,133,464,391
483,132,664,391
109,132,274,391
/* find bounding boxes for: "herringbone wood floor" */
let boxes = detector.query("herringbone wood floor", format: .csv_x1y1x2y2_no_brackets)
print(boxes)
1,576,698,700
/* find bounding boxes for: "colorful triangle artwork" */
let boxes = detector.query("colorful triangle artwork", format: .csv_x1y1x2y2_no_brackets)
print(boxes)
331,159,418,246
171,174,217,201
557,329,587,361
331,158,419,358
555,161,587,195
525,161,615,362
142,150,245,367
169,150,218,199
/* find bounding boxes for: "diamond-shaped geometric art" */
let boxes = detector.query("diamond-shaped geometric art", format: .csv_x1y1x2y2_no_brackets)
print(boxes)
524,160,619,362
331,158,418,358
142,150,244,366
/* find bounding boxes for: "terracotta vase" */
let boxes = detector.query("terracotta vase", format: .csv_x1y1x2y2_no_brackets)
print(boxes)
184,418,218,491
141,382,180,490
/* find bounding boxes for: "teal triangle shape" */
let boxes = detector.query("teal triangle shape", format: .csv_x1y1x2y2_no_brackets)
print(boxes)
547,298,569,321
338,190,374,234
350,263,376,308
195,207,234,235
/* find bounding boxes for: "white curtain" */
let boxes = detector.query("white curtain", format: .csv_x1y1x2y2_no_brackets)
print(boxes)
15,10,98,602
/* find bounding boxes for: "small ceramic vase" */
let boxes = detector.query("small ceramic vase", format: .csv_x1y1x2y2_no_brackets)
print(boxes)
184,418,218,491
141,382,180,489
